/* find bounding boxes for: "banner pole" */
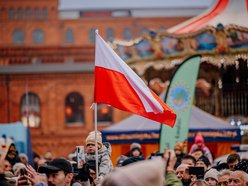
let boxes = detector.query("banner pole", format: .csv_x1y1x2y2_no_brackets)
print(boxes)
94,103,99,178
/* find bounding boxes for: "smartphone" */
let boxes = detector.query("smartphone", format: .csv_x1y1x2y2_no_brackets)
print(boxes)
19,168,29,185
76,146,85,169
188,166,205,179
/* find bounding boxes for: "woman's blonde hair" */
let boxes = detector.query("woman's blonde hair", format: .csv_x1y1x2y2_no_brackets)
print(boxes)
190,180,209,186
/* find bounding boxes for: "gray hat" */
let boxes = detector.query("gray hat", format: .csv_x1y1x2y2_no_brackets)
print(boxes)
204,168,219,182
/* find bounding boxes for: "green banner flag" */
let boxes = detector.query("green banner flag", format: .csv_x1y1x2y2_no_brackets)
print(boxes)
159,55,201,152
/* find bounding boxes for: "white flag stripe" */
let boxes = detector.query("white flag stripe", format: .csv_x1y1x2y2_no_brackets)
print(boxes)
95,32,164,113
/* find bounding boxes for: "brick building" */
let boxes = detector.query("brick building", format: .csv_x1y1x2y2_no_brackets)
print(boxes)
0,0,201,157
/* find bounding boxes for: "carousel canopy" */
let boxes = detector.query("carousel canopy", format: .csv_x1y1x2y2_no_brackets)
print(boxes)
169,0,248,33
111,0,248,75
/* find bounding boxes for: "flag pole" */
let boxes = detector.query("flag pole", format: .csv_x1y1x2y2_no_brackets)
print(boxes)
94,103,99,178
94,29,99,179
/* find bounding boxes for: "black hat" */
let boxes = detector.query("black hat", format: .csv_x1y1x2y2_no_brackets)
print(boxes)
234,159,248,173
197,156,210,167
38,158,73,173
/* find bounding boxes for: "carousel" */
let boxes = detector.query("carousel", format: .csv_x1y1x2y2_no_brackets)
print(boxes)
111,0,248,131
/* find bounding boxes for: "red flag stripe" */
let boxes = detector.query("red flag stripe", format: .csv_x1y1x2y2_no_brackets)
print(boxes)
94,66,176,127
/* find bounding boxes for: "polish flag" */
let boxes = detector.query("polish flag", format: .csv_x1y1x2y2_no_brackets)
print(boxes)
94,31,176,127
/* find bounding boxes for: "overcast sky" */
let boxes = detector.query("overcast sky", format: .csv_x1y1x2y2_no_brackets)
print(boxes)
59,0,214,10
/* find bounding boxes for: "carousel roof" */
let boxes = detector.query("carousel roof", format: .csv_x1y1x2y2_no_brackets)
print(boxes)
169,0,248,33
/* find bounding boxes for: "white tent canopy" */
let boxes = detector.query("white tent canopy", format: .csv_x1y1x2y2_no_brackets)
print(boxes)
169,0,248,33
102,105,240,143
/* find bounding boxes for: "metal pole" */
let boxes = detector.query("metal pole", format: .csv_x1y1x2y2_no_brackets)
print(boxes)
94,103,99,178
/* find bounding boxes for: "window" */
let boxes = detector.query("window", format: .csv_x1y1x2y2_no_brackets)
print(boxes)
17,8,23,20
123,28,132,40
42,8,47,20
20,92,41,127
97,104,113,124
32,29,45,44
34,8,39,20
9,8,15,20
106,27,115,41
25,8,31,20
140,28,149,35
65,29,74,43
12,29,25,44
65,92,84,125
89,28,96,43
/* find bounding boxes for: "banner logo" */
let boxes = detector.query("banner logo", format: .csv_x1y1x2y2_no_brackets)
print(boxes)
169,85,189,111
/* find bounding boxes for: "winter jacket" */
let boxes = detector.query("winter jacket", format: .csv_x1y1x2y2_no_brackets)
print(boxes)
85,142,113,177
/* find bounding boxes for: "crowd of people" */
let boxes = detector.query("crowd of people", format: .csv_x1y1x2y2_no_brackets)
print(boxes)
0,131,248,186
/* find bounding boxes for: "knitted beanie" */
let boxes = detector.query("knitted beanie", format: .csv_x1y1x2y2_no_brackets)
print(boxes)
195,133,204,144
85,131,103,149
174,142,184,152
130,143,141,151
197,156,210,167
204,168,219,182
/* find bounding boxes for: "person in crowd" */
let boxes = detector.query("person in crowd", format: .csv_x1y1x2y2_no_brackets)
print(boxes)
116,155,128,167
0,159,9,186
37,158,47,170
174,141,186,169
191,148,204,161
33,152,40,171
19,153,29,166
3,160,12,172
213,162,229,172
85,131,113,184
37,158,74,186
164,148,183,186
204,168,219,186
5,144,20,166
196,156,211,172
44,151,53,161
122,143,144,166
12,162,26,176
176,163,191,186
234,159,248,173
189,133,213,164
228,170,248,186
227,153,240,170
218,169,232,186
190,180,209,186
181,155,196,167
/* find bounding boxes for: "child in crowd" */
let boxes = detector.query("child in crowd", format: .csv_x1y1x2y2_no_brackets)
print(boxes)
85,131,113,182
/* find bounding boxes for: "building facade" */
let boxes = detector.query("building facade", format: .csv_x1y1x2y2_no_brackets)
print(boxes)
0,0,192,157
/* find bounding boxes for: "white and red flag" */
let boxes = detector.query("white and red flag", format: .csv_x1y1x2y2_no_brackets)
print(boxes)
94,31,176,127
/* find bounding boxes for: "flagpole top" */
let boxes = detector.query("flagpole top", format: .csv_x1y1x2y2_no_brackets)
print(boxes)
95,29,99,34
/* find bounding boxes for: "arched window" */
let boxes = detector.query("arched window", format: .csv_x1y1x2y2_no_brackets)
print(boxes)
65,92,84,125
140,28,149,35
25,8,31,20
17,8,23,20
9,8,15,20
12,29,25,44
34,8,39,20
89,28,96,43
32,29,45,44
97,104,113,124
123,28,132,40
42,8,48,19
65,29,74,43
20,92,41,127
106,27,115,41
